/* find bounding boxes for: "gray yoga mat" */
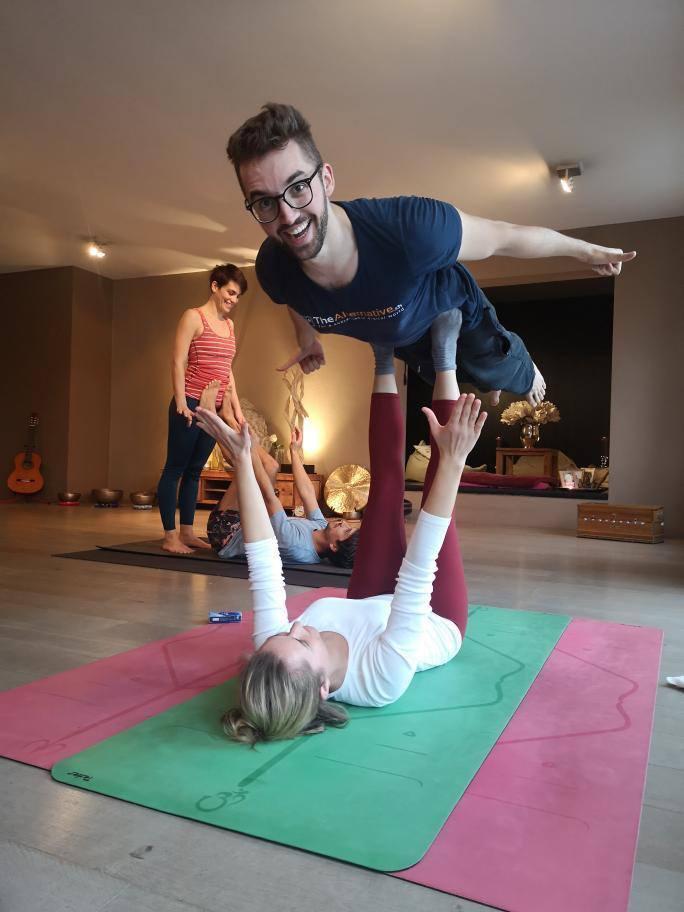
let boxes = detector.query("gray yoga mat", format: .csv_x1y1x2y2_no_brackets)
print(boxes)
55,539,352,587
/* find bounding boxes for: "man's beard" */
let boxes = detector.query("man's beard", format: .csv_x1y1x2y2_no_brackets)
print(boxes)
280,201,328,262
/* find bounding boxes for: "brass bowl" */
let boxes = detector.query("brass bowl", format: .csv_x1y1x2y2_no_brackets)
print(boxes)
130,491,156,506
92,488,123,504
58,491,81,503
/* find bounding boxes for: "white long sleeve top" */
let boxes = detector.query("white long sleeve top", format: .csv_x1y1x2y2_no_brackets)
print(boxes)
244,510,463,708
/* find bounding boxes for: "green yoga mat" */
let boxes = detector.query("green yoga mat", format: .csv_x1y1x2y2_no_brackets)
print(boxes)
53,606,569,871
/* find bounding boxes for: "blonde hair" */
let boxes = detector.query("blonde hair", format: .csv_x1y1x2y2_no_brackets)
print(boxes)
222,651,348,745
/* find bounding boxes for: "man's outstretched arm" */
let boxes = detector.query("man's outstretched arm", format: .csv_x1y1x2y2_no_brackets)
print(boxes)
457,211,636,276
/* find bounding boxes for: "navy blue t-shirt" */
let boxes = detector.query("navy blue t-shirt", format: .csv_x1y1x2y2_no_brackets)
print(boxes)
255,196,485,348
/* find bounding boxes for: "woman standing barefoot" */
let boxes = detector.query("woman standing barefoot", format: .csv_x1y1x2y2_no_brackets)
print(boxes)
158,264,247,554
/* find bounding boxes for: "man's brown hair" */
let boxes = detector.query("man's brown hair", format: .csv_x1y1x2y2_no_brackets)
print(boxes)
226,103,322,190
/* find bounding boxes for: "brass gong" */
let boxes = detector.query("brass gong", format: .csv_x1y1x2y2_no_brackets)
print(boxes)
324,464,371,514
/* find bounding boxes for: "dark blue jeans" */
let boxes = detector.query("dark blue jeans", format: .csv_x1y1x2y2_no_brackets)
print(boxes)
395,288,535,395
157,396,216,531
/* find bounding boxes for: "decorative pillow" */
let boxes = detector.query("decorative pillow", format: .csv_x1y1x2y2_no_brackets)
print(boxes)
405,442,431,482
405,441,486,482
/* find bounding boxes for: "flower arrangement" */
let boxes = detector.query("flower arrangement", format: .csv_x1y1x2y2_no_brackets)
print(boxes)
500,400,561,448
500,400,561,427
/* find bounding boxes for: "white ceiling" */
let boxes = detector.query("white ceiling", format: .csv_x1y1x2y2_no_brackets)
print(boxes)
1,0,682,279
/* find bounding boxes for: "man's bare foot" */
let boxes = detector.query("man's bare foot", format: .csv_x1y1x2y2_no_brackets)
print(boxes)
525,363,546,407
162,530,195,554
179,524,212,550
199,379,221,413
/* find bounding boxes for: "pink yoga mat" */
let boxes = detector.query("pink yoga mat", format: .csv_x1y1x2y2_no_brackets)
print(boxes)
0,588,339,769
396,618,663,912
0,598,661,912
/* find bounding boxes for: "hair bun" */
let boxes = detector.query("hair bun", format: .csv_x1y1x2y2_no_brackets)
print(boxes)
222,708,260,745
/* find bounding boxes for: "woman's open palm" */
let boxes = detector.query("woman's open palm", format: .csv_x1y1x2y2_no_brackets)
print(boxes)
422,394,487,464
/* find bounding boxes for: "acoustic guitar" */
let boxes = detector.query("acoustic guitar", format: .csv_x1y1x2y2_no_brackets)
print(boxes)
7,413,45,494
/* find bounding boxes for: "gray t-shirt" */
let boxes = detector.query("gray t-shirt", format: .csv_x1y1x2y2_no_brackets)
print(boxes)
218,508,327,564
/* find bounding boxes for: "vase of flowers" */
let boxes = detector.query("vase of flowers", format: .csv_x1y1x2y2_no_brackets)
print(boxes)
500,400,561,448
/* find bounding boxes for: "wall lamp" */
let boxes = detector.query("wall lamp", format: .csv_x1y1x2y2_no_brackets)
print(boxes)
87,241,106,259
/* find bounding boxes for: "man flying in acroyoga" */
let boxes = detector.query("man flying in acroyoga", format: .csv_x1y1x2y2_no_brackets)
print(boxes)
226,103,636,404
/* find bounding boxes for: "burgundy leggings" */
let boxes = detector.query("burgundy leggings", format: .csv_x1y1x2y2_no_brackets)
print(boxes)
347,393,468,635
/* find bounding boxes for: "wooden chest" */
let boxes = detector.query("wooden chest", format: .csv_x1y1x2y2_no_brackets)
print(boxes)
577,503,664,543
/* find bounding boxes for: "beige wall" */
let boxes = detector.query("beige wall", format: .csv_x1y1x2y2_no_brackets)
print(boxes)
109,272,209,493
583,218,683,536
67,268,113,493
0,267,114,499
469,216,684,536
0,268,73,499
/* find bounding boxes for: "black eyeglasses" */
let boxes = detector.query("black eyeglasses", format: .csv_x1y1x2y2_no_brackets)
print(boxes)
245,164,323,224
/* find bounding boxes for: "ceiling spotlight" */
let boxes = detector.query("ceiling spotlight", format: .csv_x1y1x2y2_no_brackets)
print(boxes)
555,162,583,194
87,241,106,259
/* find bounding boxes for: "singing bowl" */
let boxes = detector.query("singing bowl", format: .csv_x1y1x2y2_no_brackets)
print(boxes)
58,491,81,503
92,488,123,504
130,491,156,506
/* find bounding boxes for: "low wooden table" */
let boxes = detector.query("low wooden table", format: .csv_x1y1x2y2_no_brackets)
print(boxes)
198,469,323,511
495,447,559,478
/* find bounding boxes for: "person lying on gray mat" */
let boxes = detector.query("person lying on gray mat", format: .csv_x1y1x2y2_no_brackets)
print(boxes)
203,385,358,568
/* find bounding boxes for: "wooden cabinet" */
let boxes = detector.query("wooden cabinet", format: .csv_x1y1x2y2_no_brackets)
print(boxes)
496,447,559,478
198,469,324,512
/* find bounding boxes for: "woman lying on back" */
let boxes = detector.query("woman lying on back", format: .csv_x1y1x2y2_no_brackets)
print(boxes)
195,368,486,743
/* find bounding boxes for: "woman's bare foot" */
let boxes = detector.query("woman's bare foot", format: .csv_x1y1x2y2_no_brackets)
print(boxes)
199,379,221,413
179,524,212,550
525,363,546,407
162,530,195,554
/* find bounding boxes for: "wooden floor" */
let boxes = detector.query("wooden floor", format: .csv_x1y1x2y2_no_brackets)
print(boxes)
1,502,683,912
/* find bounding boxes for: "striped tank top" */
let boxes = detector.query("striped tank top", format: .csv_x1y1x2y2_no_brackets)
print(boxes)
184,310,236,407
